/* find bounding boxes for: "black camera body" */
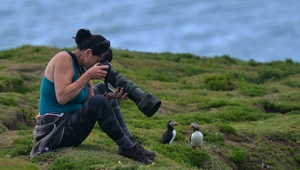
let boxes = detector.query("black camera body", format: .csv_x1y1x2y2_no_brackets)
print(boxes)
98,61,161,117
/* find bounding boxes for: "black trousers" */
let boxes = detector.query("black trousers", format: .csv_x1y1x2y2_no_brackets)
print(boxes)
57,83,130,147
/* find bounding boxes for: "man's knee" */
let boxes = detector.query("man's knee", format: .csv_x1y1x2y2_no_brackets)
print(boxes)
88,95,111,115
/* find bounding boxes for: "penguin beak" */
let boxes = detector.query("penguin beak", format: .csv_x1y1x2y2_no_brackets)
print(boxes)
189,125,192,129
175,122,179,125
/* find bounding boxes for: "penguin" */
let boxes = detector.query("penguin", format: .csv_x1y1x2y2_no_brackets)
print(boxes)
160,120,179,145
189,122,203,149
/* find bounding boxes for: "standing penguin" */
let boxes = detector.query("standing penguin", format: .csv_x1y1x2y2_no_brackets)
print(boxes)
160,120,179,145
189,122,203,149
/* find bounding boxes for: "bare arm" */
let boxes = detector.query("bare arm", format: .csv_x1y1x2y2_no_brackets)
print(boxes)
52,52,108,104
53,53,91,104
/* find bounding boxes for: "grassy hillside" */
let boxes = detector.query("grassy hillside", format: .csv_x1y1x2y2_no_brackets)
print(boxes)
0,45,300,170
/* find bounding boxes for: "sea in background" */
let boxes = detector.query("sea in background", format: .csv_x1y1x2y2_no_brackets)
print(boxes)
0,0,299,62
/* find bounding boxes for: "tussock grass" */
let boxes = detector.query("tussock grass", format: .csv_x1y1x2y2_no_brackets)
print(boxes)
0,45,300,169
0,157,41,170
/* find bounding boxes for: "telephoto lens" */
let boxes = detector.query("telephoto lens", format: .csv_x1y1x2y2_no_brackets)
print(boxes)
98,61,161,117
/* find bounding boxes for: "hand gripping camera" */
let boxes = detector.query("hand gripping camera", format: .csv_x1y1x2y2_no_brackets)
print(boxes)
98,49,161,117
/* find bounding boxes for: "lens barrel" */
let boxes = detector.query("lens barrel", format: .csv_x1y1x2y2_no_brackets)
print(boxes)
99,61,161,117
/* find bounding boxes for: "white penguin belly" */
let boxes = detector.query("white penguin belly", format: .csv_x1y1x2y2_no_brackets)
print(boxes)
191,131,203,146
169,130,176,144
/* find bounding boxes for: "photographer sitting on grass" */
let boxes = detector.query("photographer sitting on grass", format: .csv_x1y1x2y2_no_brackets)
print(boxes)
30,28,155,165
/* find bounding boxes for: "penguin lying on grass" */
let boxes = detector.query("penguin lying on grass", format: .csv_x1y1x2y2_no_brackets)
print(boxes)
160,120,178,145
189,122,203,149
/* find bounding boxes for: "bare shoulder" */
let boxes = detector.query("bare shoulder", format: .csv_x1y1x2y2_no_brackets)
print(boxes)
50,51,73,69
54,51,72,62
44,51,73,81
53,51,73,71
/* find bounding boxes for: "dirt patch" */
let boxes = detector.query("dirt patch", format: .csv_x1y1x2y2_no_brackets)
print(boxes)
0,131,20,148
10,65,43,73
224,133,253,143
266,136,290,146
157,105,168,115
9,64,44,77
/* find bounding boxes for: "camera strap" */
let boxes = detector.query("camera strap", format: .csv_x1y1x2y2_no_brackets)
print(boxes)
67,51,83,76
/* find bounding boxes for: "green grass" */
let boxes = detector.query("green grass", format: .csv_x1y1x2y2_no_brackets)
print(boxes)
0,45,300,169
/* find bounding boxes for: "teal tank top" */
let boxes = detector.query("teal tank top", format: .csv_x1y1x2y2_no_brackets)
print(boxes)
39,52,88,115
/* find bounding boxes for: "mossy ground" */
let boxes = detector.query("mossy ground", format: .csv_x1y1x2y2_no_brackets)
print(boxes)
0,45,299,170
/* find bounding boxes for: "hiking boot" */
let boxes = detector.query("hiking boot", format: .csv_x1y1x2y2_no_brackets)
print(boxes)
130,135,156,160
118,144,154,165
